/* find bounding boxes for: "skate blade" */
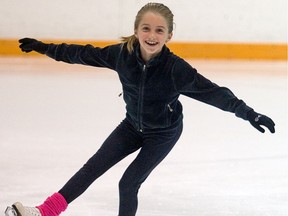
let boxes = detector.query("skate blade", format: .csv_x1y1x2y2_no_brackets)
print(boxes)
4,207,17,216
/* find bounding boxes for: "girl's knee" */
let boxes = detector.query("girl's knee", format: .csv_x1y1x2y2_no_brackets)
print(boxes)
118,176,140,194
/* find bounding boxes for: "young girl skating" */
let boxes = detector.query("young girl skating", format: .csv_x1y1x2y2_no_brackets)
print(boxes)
8,2,275,216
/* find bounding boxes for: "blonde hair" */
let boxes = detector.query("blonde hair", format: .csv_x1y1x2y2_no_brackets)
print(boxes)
121,2,174,53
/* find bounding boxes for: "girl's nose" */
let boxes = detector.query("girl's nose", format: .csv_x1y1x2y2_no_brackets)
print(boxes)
148,32,156,39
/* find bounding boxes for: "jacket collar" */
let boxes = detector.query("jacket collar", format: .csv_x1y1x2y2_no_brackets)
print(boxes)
135,43,169,67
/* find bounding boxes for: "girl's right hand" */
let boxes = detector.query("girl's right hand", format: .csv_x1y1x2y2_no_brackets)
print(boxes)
19,38,48,54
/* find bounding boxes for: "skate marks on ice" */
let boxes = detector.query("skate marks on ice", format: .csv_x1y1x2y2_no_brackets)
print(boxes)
0,58,287,216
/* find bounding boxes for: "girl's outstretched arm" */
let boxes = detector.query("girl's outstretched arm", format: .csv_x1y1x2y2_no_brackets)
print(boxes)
172,58,275,134
19,38,120,70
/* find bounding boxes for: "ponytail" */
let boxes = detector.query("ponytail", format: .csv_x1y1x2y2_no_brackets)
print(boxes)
120,35,138,54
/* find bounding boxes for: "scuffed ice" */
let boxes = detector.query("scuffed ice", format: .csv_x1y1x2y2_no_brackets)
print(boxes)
1,58,287,216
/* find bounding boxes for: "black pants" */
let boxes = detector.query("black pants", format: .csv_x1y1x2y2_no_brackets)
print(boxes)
59,118,183,216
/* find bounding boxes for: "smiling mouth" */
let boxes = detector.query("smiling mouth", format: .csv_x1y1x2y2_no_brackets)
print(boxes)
145,41,158,46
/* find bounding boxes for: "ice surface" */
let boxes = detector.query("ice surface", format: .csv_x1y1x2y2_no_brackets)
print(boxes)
0,57,287,215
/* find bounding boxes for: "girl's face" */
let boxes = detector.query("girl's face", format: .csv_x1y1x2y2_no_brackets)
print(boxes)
135,12,173,63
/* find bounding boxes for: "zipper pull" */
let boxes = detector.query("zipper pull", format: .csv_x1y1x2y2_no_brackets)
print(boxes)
168,104,173,112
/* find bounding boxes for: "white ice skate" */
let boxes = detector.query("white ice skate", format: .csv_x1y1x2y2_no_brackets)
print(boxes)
4,207,17,216
5,202,41,216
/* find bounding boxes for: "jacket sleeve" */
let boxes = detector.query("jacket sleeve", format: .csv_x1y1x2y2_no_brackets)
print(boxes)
44,43,122,70
172,58,253,120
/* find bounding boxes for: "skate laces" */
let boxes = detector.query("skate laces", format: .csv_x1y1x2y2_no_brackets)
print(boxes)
24,206,41,216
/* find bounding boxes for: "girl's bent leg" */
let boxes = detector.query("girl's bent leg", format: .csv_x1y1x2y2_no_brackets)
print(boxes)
118,122,183,216
59,119,142,204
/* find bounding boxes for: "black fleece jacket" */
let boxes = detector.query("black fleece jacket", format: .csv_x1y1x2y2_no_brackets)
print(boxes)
44,42,252,132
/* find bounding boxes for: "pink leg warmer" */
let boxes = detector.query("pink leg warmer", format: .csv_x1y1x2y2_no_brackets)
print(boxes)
36,193,68,216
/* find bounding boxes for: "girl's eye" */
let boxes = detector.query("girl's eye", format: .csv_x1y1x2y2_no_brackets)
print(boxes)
156,29,164,33
142,27,150,31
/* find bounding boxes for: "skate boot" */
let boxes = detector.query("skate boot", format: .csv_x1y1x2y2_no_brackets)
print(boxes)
4,207,17,216
5,202,41,216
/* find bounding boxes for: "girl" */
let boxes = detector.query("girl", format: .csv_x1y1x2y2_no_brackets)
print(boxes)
8,2,275,216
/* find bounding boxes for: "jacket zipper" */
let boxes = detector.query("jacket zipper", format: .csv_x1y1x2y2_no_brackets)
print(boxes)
167,104,173,112
137,64,147,132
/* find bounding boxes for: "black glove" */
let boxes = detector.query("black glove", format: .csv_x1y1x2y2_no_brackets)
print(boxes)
19,38,49,54
247,110,275,133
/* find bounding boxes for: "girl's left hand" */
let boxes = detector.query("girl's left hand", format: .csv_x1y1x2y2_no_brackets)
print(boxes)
247,110,275,133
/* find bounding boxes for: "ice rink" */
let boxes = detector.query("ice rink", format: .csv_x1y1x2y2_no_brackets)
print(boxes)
0,57,287,216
